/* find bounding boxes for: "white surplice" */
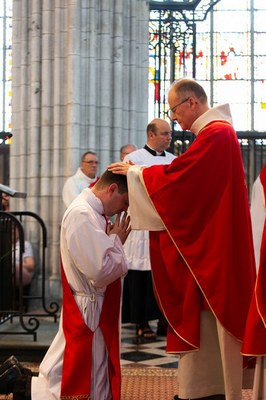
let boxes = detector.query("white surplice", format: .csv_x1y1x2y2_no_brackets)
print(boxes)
250,171,266,400
31,188,128,400
62,168,98,208
250,173,266,270
123,148,175,271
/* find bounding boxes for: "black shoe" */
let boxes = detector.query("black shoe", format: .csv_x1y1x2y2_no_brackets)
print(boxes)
0,355,35,377
0,356,19,376
173,396,179,400
0,365,22,394
157,318,168,336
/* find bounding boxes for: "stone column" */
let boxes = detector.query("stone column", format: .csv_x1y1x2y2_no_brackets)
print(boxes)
10,0,149,300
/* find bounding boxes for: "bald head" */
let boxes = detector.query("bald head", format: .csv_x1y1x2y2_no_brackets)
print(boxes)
170,78,208,104
120,144,138,161
146,118,172,153
167,78,209,131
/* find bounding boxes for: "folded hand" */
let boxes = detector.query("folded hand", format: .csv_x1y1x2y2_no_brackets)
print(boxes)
107,212,131,244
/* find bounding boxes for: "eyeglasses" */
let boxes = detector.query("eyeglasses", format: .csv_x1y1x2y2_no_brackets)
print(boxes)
167,97,190,119
82,160,99,165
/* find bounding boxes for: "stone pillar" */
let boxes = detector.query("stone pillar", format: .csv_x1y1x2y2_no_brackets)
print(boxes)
10,0,149,300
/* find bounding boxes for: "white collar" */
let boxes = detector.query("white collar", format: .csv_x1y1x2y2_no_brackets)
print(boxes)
190,104,233,135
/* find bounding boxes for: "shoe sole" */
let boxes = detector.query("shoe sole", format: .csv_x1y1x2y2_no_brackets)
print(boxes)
0,356,19,376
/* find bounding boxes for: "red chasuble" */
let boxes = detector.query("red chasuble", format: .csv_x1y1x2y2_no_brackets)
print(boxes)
242,164,266,356
60,261,121,400
142,120,256,353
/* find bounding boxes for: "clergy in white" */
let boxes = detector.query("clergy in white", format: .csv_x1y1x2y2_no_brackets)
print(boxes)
0,171,131,400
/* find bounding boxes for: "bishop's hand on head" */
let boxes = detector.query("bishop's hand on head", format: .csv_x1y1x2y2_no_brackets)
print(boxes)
108,160,135,175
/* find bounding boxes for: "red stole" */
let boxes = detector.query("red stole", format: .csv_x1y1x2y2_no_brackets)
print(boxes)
60,261,122,399
242,164,266,355
143,121,256,352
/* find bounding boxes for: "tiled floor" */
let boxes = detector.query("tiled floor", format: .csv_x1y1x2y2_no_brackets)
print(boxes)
120,322,253,400
0,317,254,399
0,316,176,368
121,321,179,369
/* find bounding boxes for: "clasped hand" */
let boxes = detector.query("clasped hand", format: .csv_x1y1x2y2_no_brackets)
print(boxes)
107,212,131,244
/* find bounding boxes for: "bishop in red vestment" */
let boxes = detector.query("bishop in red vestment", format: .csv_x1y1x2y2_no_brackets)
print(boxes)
108,78,256,400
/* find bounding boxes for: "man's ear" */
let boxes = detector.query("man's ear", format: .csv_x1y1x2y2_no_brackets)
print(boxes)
108,183,118,196
189,96,198,109
148,130,154,139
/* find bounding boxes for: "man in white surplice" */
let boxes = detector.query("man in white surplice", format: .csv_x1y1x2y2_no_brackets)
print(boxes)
122,118,175,339
0,170,130,400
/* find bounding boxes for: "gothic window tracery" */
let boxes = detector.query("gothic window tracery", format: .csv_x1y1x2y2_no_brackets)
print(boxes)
149,0,266,133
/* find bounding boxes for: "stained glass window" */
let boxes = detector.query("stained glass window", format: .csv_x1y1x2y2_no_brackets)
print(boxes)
149,0,266,132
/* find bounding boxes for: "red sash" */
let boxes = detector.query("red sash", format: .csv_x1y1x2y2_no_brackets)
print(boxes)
60,260,122,399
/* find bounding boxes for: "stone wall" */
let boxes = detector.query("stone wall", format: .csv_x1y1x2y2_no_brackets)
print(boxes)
10,0,149,300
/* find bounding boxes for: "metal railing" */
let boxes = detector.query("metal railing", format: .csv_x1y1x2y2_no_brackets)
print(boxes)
0,186,59,341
